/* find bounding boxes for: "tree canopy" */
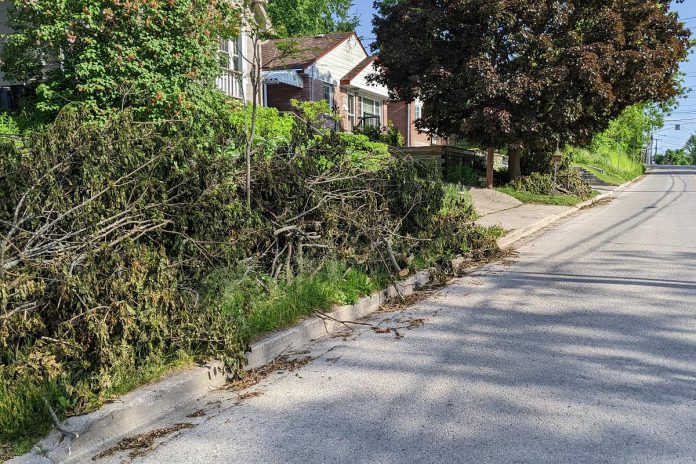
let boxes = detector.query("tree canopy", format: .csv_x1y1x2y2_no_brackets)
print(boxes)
372,0,691,176
655,148,692,165
267,0,359,37
1,0,241,120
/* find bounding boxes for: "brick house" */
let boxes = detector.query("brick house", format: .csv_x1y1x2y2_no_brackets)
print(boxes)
261,32,391,133
388,99,446,146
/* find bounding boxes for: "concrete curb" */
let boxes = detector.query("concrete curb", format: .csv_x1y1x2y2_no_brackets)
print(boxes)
496,176,641,249
246,268,438,370
10,362,225,464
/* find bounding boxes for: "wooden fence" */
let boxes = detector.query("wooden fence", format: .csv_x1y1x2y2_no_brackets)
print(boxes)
390,146,508,177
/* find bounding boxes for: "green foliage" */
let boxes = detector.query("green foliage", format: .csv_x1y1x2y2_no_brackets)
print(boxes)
373,0,691,151
508,170,593,198
567,146,646,183
590,104,656,161
0,112,20,135
1,105,499,454
207,261,379,341
229,106,295,158
0,108,252,448
446,164,480,186
1,0,240,120
655,148,693,165
381,121,405,147
336,132,391,170
291,98,337,126
497,187,591,206
354,120,405,147
682,134,696,163
267,0,359,37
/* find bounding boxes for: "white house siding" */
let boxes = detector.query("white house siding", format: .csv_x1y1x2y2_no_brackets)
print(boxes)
309,34,367,86
350,65,389,100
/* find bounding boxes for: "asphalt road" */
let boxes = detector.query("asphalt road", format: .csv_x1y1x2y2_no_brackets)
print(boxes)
117,166,696,463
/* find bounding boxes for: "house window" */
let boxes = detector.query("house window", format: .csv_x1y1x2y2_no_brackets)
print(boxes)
415,102,423,120
217,37,243,98
347,93,355,127
323,84,333,107
359,96,381,128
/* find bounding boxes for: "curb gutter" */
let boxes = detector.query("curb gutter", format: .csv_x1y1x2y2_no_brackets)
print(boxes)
11,362,225,464
13,177,642,464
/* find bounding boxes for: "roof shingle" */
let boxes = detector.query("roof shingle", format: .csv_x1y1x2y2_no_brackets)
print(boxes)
261,32,355,70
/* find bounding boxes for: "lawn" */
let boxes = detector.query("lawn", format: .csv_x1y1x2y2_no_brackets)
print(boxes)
567,147,645,185
497,186,597,206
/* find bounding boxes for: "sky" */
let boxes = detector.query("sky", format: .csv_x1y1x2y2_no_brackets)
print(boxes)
351,1,696,155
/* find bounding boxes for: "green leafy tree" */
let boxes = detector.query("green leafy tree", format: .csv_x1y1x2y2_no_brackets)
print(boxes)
267,0,359,37
372,0,691,183
656,148,691,165
591,103,664,162
1,0,240,120
683,134,696,164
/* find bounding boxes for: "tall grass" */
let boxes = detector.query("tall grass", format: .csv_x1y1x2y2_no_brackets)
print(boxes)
208,262,384,341
566,146,645,184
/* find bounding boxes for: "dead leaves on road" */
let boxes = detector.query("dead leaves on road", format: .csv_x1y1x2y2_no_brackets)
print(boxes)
92,423,194,461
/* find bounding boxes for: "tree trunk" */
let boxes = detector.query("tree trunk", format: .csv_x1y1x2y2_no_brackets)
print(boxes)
245,36,261,209
486,147,495,189
508,147,522,180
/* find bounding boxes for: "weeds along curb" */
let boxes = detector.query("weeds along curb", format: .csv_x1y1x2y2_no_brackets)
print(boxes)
12,265,455,464
496,175,642,249
245,268,439,370
10,362,225,464
13,177,643,464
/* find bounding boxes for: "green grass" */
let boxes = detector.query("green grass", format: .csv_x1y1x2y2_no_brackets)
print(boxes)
574,164,625,185
567,146,645,184
0,352,194,460
497,186,593,206
211,261,384,341
484,224,507,239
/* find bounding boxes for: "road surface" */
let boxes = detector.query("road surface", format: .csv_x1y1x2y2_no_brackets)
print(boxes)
107,166,696,463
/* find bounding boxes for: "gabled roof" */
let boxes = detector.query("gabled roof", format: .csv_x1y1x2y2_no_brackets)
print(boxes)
261,32,361,70
340,55,378,85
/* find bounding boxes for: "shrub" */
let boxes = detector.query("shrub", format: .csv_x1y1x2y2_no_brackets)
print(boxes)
354,120,405,147
228,105,295,158
509,169,592,198
446,164,480,185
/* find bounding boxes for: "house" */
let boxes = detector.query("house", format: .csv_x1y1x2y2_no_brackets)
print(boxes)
0,1,269,109
261,32,391,133
216,0,272,104
388,99,446,147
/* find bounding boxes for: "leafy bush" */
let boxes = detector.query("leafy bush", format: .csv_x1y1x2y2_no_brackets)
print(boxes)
2,0,238,119
509,169,592,198
354,120,405,147
228,105,295,158
337,132,390,169
446,164,480,185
